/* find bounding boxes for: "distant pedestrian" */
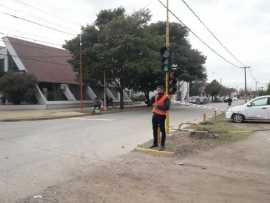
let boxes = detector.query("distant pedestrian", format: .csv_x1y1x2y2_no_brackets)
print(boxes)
0,95,6,105
227,97,232,107
108,97,113,107
92,97,102,113
150,86,170,151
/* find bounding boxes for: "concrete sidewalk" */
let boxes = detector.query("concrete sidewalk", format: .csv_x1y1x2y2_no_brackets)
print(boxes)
0,109,87,122
0,103,147,122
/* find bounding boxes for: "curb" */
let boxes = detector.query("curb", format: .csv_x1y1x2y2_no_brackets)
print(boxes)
0,113,93,122
135,147,174,156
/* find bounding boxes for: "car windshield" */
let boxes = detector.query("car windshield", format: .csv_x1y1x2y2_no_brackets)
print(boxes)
247,97,269,106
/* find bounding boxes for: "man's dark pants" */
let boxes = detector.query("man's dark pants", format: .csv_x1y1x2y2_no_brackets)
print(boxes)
152,113,166,147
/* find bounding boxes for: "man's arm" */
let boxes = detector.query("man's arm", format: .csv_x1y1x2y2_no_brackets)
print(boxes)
157,98,171,111
150,96,155,106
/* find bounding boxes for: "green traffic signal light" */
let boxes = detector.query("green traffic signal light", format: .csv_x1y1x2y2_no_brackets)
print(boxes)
160,47,171,72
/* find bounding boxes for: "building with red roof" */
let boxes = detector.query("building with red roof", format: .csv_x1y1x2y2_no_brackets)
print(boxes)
0,37,96,107
0,37,130,108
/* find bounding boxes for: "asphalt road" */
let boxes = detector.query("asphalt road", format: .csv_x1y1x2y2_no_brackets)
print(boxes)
0,103,229,202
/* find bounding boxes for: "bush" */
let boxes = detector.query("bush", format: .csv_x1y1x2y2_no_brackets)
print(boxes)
0,72,37,104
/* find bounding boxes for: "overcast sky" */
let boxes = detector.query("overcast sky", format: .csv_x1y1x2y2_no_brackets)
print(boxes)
0,0,269,90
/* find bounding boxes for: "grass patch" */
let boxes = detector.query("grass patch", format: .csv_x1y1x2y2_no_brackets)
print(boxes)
137,114,255,156
195,113,254,145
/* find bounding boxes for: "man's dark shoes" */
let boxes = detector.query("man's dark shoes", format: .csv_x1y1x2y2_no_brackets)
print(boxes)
150,144,158,149
159,146,165,151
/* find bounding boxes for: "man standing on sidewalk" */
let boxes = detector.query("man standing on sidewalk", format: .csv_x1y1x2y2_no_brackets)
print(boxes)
150,86,170,151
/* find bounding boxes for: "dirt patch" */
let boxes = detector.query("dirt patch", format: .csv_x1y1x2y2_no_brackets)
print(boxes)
19,129,270,203
18,119,270,203
167,132,214,157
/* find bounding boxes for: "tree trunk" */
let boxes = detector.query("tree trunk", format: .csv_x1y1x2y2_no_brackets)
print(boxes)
119,78,124,109
120,88,124,109
145,91,151,107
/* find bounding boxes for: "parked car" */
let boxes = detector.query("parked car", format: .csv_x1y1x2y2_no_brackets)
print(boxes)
189,96,199,104
200,96,209,104
189,96,209,104
225,96,270,123
213,96,223,103
223,97,229,102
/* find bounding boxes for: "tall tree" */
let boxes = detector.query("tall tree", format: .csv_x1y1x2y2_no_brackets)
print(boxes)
190,80,207,96
64,8,208,109
65,8,153,109
205,80,223,101
266,83,270,95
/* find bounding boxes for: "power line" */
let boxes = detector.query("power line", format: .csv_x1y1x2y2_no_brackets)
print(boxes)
0,2,78,33
0,38,72,59
248,69,259,94
157,0,240,68
0,32,63,47
0,25,50,41
180,0,246,67
0,3,17,13
0,35,66,51
248,68,257,82
12,0,82,28
0,11,76,36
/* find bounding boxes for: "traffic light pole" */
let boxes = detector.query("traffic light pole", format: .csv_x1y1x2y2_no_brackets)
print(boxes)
165,0,170,133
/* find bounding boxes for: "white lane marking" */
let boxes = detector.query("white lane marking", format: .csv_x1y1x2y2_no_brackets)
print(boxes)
69,117,114,121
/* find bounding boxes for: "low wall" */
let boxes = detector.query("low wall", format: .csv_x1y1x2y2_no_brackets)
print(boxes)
46,101,92,109
0,105,47,111
0,101,92,111
0,100,134,111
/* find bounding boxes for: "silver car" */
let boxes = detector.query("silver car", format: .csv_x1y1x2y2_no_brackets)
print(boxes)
226,96,270,123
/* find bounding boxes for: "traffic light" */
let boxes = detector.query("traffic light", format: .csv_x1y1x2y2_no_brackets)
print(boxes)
160,47,171,72
169,71,177,95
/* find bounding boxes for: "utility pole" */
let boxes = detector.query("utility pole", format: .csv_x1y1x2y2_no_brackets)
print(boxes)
241,66,250,102
261,86,264,96
165,0,170,133
79,34,84,112
255,81,259,97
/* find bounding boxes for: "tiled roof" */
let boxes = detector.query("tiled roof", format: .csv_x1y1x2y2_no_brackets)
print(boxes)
7,37,78,84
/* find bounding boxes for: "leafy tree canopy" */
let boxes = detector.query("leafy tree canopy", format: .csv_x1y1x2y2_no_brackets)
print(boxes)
64,7,207,108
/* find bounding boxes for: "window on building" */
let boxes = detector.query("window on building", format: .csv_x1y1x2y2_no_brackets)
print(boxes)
8,52,19,71
39,83,68,101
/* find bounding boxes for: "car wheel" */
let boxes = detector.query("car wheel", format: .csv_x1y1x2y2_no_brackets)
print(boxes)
232,114,244,123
